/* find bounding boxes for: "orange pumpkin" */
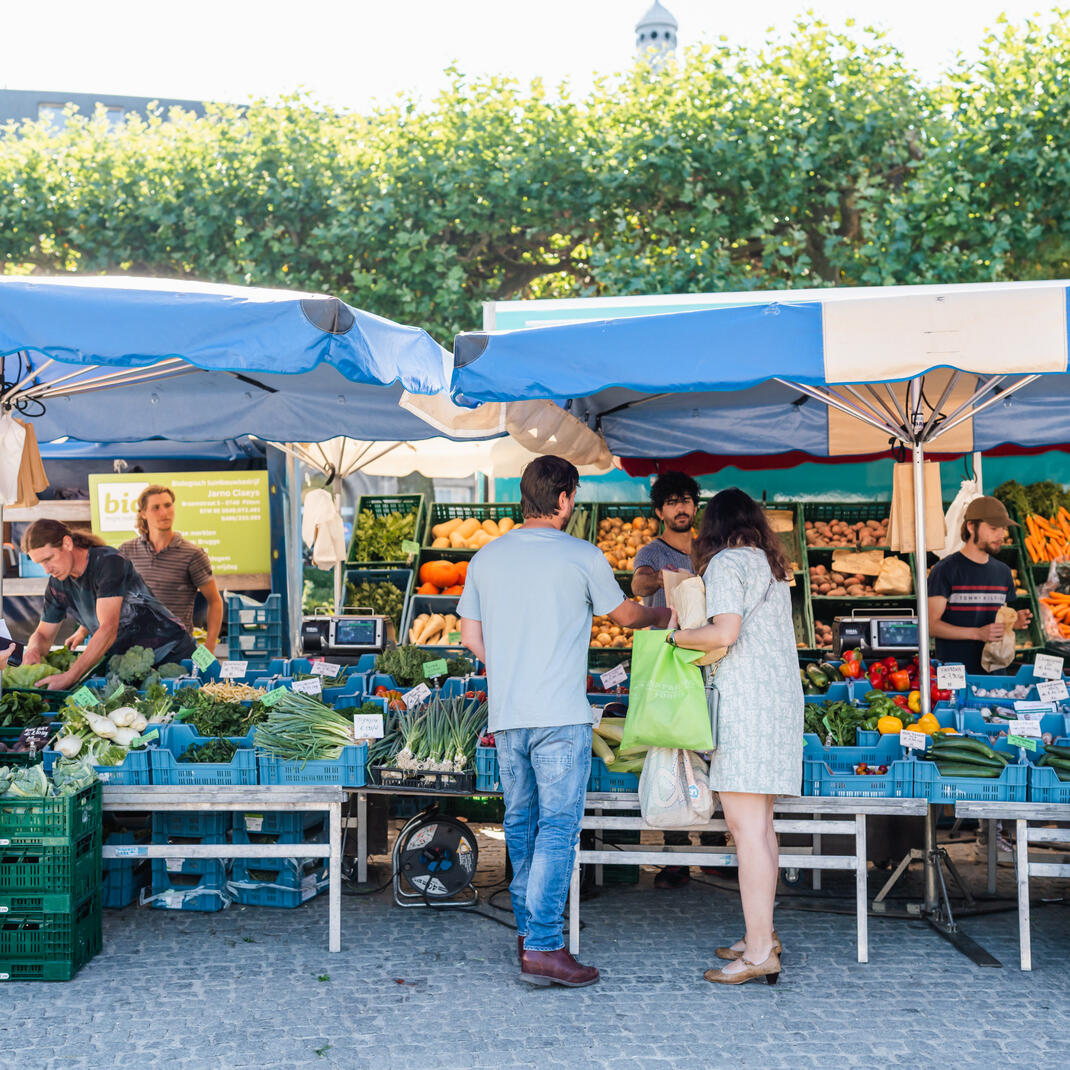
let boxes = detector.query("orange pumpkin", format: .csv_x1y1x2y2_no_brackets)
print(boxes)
416,582,442,595
454,560,469,580
419,560,460,588
442,584,465,596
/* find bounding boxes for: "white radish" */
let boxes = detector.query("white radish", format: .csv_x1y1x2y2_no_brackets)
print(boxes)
85,711,119,739
55,735,84,758
108,706,139,728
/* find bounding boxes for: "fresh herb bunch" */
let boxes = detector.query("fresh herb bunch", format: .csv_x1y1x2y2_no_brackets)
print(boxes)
994,479,1070,520
371,694,488,773
344,580,405,627
350,509,419,563
374,646,473,687
172,687,265,737
178,738,240,764
0,691,51,727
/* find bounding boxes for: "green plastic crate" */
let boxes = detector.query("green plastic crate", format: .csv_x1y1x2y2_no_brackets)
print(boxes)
347,493,427,565
0,891,102,971
0,783,101,846
0,827,101,904
424,502,524,551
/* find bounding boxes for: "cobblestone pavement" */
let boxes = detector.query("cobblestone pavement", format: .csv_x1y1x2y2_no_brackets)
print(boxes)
5,827,1070,1070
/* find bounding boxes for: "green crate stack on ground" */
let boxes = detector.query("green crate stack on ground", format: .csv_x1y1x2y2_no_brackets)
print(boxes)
346,493,427,566
0,783,103,981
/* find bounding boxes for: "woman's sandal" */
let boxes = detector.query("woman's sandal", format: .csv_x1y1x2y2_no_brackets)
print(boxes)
704,950,781,986
714,929,782,961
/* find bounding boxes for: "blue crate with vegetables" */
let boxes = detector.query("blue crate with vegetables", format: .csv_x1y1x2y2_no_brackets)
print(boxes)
150,724,257,787
228,857,329,908
145,862,232,912
586,708,644,792
913,733,1029,802
1028,740,1070,803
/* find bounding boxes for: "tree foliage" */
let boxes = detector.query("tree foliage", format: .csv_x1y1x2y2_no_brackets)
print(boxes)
1,14,1068,342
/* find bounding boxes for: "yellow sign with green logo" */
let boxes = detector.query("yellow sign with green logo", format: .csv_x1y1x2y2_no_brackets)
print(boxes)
89,471,271,576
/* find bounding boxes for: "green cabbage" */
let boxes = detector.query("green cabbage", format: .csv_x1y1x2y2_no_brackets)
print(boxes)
1,663,60,689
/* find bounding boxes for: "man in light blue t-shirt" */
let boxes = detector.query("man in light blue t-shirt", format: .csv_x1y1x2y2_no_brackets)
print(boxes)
459,456,670,989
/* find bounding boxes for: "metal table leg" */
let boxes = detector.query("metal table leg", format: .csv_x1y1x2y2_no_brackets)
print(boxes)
855,813,868,963
569,855,581,955
1017,818,1031,971
988,819,998,895
357,791,368,884
329,802,341,953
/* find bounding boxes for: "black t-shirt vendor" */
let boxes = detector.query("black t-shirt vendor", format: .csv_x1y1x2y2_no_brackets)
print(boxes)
20,519,195,690
927,496,1032,675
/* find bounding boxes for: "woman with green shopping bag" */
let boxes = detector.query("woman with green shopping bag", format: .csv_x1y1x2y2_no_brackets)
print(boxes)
666,488,803,988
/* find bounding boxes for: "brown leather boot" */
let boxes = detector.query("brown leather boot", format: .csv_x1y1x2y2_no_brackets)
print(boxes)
520,948,599,987
517,934,524,965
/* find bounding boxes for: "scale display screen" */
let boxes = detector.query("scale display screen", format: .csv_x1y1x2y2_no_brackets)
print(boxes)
333,619,377,647
875,619,919,648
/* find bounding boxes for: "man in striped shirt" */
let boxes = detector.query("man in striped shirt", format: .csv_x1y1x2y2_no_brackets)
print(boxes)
118,485,223,653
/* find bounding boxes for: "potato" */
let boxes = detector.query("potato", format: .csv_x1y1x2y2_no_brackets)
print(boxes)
829,586,847,596
830,572,845,584
847,584,865,596
596,631,612,645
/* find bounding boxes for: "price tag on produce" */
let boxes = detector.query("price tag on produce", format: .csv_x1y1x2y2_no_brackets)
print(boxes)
401,540,421,555
592,706,604,728
71,685,99,707
292,677,323,696
403,683,431,709
1037,679,1069,703
191,645,218,672
1007,734,1038,751
447,631,462,644
899,729,928,751
1008,717,1042,737
936,664,966,691
260,685,291,707
600,663,628,689
310,660,342,678
219,660,248,679
352,713,385,739
18,726,52,751
1034,653,1065,680
423,658,449,679
1013,701,1055,717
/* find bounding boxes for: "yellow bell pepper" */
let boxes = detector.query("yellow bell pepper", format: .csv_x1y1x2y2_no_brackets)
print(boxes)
877,714,904,735
907,689,922,714
915,712,941,736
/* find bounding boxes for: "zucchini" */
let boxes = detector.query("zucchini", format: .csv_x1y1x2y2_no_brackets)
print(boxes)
928,762,1002,778
1043,744,1070,760
818,661,844,682
928,748,1007,769
931,736,1001,761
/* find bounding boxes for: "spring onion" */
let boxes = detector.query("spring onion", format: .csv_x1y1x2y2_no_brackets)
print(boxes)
253,692,358,760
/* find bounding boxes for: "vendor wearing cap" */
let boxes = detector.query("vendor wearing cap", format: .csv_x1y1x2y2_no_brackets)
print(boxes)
927,496,1032,675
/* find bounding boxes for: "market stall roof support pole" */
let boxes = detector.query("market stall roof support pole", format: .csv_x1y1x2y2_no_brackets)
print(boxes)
910,378,933,719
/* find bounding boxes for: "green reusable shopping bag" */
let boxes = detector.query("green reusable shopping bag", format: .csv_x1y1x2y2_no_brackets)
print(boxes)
620,630,712,751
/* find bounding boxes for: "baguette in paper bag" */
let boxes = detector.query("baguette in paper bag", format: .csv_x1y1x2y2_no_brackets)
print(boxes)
981,605,1018,673
666,574,727,668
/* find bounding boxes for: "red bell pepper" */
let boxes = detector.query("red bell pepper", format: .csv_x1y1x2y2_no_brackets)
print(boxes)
840,658,862,679
888,669,912,692
880,655,899,672
868,663,888,689
930,683,952,704
892,695,909,710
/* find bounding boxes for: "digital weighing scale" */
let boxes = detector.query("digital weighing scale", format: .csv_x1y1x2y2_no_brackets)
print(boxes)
833,611,919,656
300,612,396,660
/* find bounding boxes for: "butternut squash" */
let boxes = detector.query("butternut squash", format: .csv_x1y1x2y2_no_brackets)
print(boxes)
498,517,515,533
449,530,468,549
432,517,463,539
470,530,493,549
431,536,450,549
481,518,500,537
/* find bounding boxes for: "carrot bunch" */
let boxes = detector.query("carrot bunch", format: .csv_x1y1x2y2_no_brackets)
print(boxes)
1024,510,1070,563
1040,591,1070,639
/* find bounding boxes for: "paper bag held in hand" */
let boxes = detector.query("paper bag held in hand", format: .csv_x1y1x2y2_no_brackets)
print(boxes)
981,605,1018,673
666,575,727,667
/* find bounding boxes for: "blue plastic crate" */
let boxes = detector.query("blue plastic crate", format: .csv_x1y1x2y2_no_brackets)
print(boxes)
151,856,229,880
151,811,231,841
231,823,327,870
227,859,328,908
588,756,640,793
475,746,500,793
257,742,367,787
227,593,283,626
803,733,906,767
102,830,150,909
150,743,257,787
802,759,916,798
855,707,958,747
42,746,151,786
146,861,231,912
233,811,326,838
912,756,1028,803
1029,763,1070,804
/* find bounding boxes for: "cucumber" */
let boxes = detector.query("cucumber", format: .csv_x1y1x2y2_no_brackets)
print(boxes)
1043,744,1070,760
818,661,844,682
929,762,1002,778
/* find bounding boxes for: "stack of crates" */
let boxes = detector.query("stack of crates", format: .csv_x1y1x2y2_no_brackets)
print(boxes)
148,812,232,912
101,822,151,909
228,812,329,908
0,783,103,981
226,593,284,673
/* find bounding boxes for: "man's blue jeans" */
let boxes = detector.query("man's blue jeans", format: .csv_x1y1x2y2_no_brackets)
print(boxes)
496,723,592,952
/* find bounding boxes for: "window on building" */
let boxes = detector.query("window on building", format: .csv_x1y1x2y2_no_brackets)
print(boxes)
38,103,67,129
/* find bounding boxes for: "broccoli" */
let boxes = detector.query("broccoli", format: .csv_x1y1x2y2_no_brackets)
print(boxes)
157,663,184,680
107,645,156,686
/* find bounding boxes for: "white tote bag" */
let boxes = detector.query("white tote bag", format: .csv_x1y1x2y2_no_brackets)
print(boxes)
639,747,714,828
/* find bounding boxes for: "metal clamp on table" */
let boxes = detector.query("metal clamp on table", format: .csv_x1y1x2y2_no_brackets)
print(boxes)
572,793,928,964
102,786,346,952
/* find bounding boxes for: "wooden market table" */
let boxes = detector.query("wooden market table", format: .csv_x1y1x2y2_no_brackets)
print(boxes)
572,793,929,964
101,785,346,952
954,800,1070,970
